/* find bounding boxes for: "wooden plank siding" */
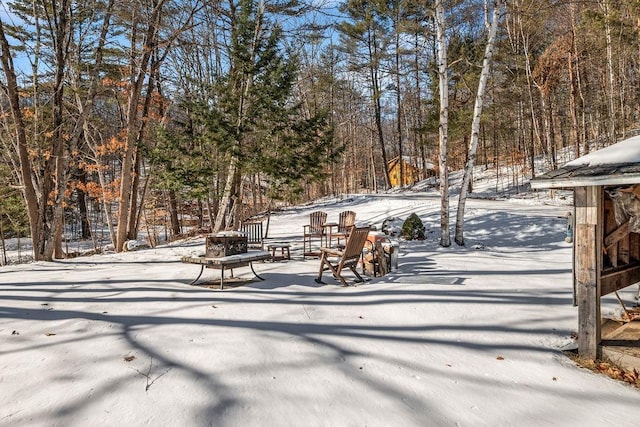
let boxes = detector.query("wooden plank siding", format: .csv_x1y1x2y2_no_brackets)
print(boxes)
600,190,639,296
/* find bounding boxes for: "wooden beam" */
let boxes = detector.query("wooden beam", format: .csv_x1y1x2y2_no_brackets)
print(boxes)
574,186,602,360
631,233,640,262
619,233,630,265
574,187,599,224
530,173,640,189
603,199,619,267
576,224,601,359
601,264,640,296
603,220,629,251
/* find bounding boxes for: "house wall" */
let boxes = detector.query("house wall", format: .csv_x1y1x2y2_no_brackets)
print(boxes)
389,161,420,187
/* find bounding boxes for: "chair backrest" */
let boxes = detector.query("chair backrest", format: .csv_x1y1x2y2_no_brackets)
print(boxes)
308,211,327,234
338,211,356,233
341,226,370,265
240,221,264,249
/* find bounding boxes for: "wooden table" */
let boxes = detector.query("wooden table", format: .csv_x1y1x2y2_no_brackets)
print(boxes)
321,222,339,248
181,251,271,289
267,243,291,261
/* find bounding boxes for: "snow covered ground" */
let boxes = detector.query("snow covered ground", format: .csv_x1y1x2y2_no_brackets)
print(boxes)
2,179,640,426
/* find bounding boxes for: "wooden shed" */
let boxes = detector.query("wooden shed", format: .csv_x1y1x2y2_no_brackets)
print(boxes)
531,137,640,359
387,157,423,187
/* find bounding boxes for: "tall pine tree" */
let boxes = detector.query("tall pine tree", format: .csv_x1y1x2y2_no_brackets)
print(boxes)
190,0,340,230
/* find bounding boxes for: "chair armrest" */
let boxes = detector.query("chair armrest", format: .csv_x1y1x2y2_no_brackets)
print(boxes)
320,247,343,257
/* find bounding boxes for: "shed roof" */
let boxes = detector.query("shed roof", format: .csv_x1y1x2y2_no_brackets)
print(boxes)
531,136,640,189
386,156,435,170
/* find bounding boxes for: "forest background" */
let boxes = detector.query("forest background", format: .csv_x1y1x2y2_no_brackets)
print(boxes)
0,0,636,262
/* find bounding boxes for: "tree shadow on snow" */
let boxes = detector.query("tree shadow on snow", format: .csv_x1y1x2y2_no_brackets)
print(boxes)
0,209,602,425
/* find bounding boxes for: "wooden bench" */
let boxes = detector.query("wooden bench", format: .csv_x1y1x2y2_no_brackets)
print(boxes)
181,251,271,289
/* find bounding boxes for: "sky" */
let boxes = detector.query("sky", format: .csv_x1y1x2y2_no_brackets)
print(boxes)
3,161,640,426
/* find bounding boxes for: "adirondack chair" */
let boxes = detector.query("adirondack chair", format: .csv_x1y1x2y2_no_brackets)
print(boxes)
332,210,356,246
303,211,328,258
315,226,370,286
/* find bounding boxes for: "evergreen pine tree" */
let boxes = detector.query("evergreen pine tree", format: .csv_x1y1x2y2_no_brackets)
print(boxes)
189,0,341,228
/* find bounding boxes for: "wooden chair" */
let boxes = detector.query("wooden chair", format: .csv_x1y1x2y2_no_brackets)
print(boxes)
315,226,370,286
333,210,356,246
303,211,327,258
240,221,264,249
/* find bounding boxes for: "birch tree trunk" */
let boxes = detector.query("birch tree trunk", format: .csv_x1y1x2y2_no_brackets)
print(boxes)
435,0,450,247
538,86,556,169
454,0,503,246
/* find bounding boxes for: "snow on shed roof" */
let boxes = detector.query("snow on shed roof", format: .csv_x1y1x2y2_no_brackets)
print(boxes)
531,136,640,189
565,135,640,167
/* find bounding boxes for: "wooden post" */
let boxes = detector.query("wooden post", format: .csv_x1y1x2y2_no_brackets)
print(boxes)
574,186,602,359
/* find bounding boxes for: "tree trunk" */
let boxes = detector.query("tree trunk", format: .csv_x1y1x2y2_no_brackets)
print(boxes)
413,31,427,180
45,0,72,260
116,0,166,252
96,166,117,246
567,3,581,158
168,189,181,237
213,157,239,232
637,15,640,122
455,0,502,246
367,30,391,190
77,174,92,239
370,129,378,192
0,219,6,266
127,148,142,240
435,0,450,247
0,20,44,260
68,0,114,246
602,0,616,143
128,58,163,240
394,3,404,187
518,10,543,177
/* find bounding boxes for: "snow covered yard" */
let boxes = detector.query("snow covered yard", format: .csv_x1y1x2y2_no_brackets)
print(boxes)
2,193,640,426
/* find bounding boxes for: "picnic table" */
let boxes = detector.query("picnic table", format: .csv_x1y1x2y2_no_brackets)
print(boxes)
181,251,271,289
